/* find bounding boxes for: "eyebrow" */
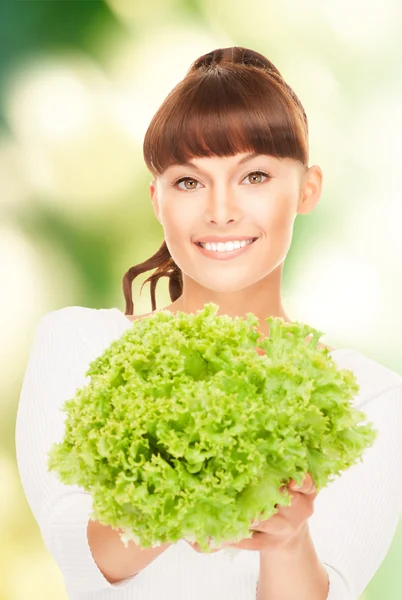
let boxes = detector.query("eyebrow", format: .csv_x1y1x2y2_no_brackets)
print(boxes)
172,152,264,171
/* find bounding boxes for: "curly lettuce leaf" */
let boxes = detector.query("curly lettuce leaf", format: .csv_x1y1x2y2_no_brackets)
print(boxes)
47,303,378,553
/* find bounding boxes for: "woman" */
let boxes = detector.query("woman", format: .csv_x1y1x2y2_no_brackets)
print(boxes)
15,46,402,600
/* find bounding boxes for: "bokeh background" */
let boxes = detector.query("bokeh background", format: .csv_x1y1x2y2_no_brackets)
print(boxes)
1,1,402,598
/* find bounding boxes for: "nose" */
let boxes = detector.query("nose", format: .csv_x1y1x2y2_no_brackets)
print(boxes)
204,186,242,226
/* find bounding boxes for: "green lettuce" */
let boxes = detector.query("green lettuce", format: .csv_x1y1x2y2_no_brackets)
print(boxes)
47,303,378,553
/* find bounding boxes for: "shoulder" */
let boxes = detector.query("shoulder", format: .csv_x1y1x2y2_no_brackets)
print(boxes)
37,306,90,331
25,308,99,384
38,306,125,350
38,306,113,338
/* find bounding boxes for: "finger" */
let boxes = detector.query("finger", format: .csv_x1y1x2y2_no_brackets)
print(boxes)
191,543,222,554
289,473,316,495
251,501,283,528
279,490,314,518
272,493,314,536
256,510,294,537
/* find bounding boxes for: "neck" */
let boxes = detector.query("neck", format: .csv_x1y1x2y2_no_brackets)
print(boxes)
163,266,292,338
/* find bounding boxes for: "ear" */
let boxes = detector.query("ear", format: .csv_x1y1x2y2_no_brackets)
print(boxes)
150,180,162,224
297,165,323,215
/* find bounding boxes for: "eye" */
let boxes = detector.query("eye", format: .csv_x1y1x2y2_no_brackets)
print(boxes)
243,170,271,185
172,170,271,191
173,177,201,191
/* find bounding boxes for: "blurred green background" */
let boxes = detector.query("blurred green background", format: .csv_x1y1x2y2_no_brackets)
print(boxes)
1,1,402,598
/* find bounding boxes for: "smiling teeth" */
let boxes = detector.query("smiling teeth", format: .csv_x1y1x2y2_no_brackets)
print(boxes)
199,239,254,252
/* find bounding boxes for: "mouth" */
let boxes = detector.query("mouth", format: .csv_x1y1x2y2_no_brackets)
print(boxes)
194,237,259,261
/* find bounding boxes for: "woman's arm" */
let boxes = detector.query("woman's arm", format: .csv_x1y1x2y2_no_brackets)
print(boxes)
257,524,329,600
296,382,402,599
87,520,172,583
15,309,173,593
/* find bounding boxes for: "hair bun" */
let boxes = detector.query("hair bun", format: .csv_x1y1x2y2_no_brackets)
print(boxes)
188,46,284,81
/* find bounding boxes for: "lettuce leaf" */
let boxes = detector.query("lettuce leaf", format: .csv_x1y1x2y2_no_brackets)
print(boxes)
47,303,378,553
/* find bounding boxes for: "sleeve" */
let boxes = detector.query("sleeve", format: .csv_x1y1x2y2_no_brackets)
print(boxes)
307,384,402,600
15,310,138,594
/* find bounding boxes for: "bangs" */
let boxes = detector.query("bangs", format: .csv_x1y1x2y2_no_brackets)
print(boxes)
143,67,308,176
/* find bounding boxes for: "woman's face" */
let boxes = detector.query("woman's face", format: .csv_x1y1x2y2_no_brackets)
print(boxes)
149,152,322,295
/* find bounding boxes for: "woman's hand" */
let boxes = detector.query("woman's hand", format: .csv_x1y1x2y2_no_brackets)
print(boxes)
186,473,318,553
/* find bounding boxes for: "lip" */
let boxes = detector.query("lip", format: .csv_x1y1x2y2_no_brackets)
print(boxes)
195,235,258,243
194,238,258,260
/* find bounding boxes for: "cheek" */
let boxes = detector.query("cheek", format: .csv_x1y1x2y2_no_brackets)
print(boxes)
160,205,194,254
275,212,294,238
160,204,188,233
260,201,294,235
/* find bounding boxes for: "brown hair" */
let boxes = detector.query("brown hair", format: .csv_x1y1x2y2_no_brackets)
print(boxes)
122,46,309,315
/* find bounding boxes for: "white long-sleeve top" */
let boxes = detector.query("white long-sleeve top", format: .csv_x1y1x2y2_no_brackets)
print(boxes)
15,306,402,600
